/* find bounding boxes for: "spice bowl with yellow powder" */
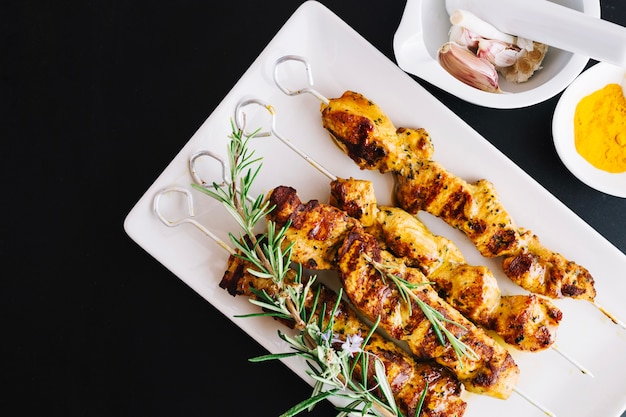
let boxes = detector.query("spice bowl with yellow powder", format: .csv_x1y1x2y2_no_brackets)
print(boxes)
552,62,626,198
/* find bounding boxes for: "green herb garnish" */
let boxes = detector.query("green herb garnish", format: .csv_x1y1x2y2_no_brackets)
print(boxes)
364,253,479,365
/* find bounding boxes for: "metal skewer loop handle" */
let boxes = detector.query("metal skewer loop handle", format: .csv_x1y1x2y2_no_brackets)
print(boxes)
273,55,329,104
153,186,235,255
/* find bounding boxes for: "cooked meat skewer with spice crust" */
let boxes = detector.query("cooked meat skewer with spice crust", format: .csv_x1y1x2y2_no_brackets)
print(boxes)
220,248,468,417
267,184,562,353
336,225,520,399
320,90,596,303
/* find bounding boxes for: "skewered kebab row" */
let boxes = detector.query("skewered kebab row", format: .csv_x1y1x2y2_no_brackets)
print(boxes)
267,185,521,399
219,249,468,417
395,161,596,301
336,226,520,400
369,205,562,353
320,90,596,301
272,181,562,352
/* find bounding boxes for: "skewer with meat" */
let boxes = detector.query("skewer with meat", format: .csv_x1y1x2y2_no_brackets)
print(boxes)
330,177,562,352
220,247,468,417
268,183,562,352
336,225,520,399
320,90,596,302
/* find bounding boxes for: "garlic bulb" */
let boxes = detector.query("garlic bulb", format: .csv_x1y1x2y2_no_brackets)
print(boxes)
498,41,548,83
438,41,501,93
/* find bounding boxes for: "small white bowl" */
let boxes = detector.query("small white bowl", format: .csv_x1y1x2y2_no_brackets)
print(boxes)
552,62,626,198
393,0,599,109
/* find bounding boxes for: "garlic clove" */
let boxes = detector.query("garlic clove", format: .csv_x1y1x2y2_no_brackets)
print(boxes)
477,39,522,68
438,41,501,93
449,24,481,50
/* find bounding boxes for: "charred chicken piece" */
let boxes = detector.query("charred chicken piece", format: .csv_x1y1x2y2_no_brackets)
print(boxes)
502,228,597,300
220,251,467,417
336,227,520,399
320,90,596,302
321,91,434,172
266,185,359,270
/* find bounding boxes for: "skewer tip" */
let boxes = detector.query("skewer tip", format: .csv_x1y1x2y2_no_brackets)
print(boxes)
550,345,594,378
592,301,626,330
513,387,556,417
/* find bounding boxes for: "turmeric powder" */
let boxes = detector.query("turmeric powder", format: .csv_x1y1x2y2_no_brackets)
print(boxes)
574,83,626,173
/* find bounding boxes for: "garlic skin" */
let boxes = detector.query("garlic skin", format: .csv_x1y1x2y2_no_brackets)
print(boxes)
477,39,522,68
438,41,501,93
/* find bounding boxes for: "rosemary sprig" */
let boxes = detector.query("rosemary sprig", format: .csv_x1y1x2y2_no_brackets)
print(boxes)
193,120,418,417
363,253,479,364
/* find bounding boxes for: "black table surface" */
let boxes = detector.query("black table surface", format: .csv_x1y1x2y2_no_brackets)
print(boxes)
5,1,626,416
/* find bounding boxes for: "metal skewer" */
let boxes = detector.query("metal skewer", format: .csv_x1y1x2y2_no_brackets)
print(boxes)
234,97,337,181
593,301,626,330
153,186,235,255
273,53,626,334
513,387,555,417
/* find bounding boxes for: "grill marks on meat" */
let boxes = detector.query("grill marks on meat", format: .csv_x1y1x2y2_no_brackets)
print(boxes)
321,91,434,173
502,229,596,300
219,252,467,417
321,90,596,302
337,227,520,399
396,163,520,258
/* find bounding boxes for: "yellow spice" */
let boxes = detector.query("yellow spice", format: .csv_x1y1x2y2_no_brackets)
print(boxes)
574,83,626,173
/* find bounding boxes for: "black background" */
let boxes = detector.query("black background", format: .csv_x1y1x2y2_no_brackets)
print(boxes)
4,1,626,416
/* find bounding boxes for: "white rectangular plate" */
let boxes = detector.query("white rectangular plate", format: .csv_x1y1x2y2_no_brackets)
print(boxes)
124,2,626,416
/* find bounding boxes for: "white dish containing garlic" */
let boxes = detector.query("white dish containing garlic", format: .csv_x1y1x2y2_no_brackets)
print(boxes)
393,0,600,108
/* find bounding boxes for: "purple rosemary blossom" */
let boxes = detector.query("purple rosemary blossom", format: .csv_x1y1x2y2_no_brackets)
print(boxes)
340,334,364,357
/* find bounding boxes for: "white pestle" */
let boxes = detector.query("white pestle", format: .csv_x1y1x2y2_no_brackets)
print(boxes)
445,0,626,68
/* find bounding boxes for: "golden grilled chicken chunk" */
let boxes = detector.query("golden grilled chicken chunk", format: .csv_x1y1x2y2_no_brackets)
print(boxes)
220,251,467,417
336,227,520,399
266,185,359,270
502,228,597,300
321,91,434,173
320,90,596,302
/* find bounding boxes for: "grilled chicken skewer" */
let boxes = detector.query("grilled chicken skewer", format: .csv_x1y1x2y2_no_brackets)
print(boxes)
221,251,468,417
337,224,520,399
154,186,468,417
